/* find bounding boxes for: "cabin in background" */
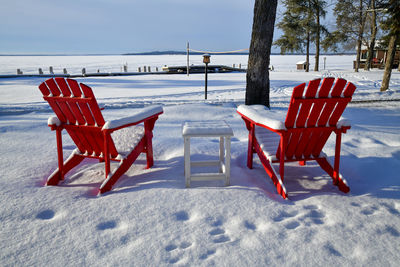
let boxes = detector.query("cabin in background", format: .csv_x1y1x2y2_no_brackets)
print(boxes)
354,41,400,69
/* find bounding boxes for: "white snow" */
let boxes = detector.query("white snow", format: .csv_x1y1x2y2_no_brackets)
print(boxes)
102,105,163,130
237,104,287,130
182,121,234,136
0,55,399,266
47,116,61,126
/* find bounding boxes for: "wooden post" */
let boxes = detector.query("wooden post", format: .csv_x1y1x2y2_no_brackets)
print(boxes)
156,67,159,72
123,65,128,72
187,41,190,76
144,66,147,72
239,63,242,69
82,68,86,75
39,68,43,75
148,66,151,72
138,67,141,72
63,68,68,74
17,69,23,75
49,66,54,74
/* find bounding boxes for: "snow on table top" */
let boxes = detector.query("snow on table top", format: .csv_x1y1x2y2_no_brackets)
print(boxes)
237,104,286,130
182,120,234,136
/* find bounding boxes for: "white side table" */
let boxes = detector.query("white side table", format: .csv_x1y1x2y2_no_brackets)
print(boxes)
182,121,234,187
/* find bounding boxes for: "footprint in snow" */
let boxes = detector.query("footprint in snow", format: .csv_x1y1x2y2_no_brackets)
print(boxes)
96,220,118,231
36,209,55,220
244,220,257,231
209,228,225,236
213,235,231,244
199,249,216,260
272,210,298,222
174,210,190,221
284,221,300,230
360,205,379,216
165,241,192,264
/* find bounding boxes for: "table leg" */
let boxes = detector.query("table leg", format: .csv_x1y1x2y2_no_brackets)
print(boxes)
184,137,191,187
225,136,231,186
219,136,224,173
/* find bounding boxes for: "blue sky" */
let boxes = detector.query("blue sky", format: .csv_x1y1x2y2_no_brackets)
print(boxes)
1,0,260,54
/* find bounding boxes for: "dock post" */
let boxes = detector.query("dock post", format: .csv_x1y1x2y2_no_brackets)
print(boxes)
17,69,23,75
148,66,151,72
49,66,54,74
123,65,128,72
156,67,159,72
138,67,141,72
187,41,190,76
63,68,68,74
39,68,43,75
82,68,86,76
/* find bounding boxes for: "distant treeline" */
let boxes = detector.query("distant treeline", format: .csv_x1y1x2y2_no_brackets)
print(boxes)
123,51,355,56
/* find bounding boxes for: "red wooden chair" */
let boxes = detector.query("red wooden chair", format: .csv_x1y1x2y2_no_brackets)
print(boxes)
237,78,356,199
39,78,163,194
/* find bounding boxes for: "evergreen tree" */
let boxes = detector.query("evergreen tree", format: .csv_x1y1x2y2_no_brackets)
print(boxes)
333,0,369,72
246,0,278,107
274,0,330,72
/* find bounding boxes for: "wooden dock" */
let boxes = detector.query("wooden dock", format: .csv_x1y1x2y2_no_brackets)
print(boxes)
0,65,246,79
162,65,246,74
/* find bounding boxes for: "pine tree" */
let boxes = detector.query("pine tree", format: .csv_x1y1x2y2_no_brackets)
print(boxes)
246,0,278,107
274,0,331,72
333,0,369,72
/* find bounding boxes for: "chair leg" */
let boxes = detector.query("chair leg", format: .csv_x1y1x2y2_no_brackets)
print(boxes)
254,138,288,199
317,130,350,193
47,153,84,185
144,118,157,169
145,131,154,169
99,137,146,194
247,124,255,169
316,158,350,193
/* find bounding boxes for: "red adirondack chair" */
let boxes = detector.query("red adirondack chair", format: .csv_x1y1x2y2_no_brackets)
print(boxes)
39,78,163,194
237,78,356,199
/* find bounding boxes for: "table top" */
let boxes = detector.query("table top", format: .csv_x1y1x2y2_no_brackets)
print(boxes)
182,120,234,137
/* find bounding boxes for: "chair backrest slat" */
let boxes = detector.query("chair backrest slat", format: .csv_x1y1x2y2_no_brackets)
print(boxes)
65,79,97,126
295,79,320,128
54,78,86,125
80,83,105,126
285,83,305,128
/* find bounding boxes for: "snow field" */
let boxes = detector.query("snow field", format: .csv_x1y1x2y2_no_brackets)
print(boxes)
0,55,399,266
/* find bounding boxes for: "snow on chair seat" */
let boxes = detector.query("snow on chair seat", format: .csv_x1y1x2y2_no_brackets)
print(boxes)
39,78,163,194
237,77,356,199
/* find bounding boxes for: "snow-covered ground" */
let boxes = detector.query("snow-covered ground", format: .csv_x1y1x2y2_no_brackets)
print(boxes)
0,55,399,266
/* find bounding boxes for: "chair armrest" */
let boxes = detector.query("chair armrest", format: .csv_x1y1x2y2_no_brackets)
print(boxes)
337,117,351,129
102,105,163,130
237,104,286,131
48,116,61,127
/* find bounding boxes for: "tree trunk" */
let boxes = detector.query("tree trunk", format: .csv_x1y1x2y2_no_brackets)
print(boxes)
381,35,398,91
306,31,310,72
314,4,320,71
246,0,278,107
355,0,365,73
355,39,362,72
365,0,376,71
